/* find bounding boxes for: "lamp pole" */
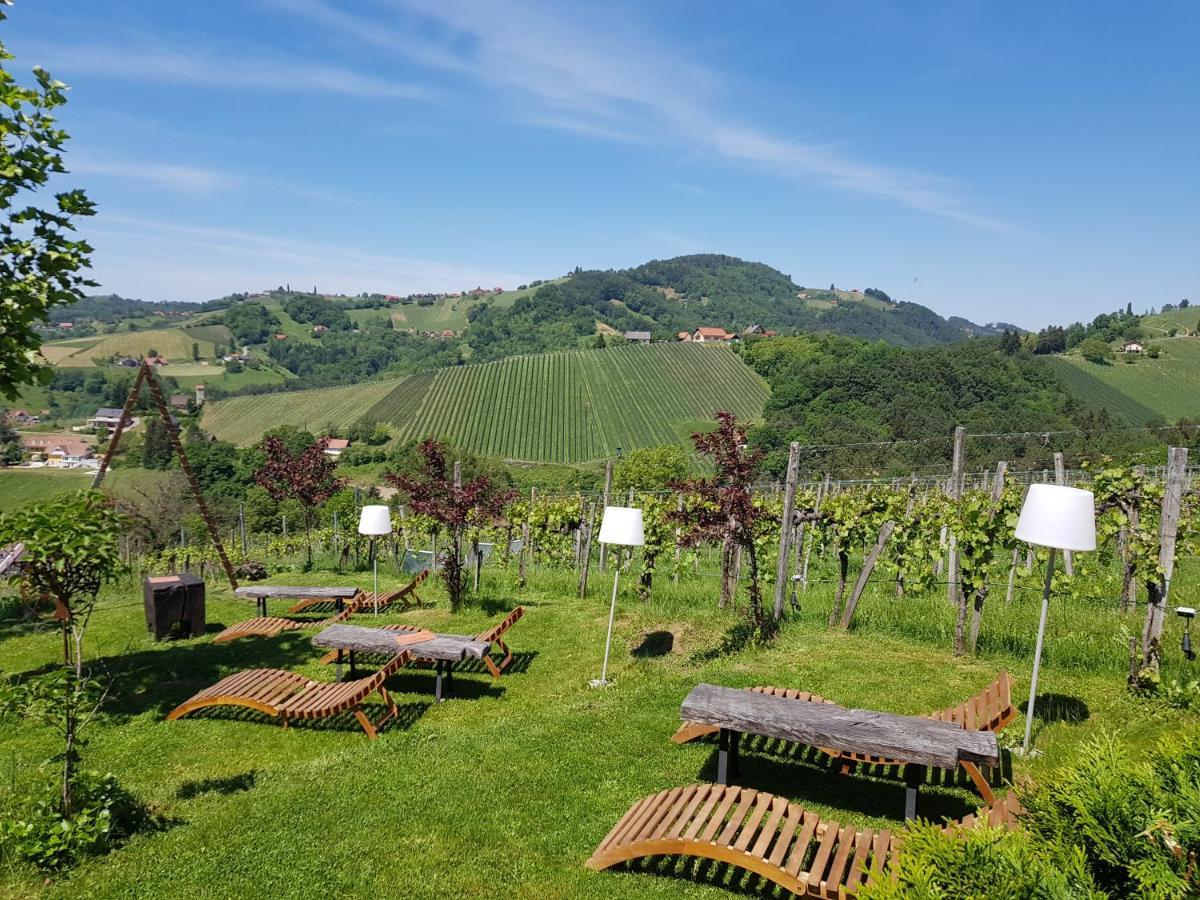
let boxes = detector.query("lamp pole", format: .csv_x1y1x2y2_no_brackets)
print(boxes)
598,566,621,686
1023,547,1056,753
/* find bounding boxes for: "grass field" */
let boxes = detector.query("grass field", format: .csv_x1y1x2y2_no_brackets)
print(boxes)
49,329,219,368
384,284,553,333
180,324,235,347
1048,337,1200,423
0,467,176,513
0,551,1192,898
201,343,770,460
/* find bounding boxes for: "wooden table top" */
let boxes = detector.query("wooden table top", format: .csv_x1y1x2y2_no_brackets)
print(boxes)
680,683,999,770
312,623,490,663
234,585,360,601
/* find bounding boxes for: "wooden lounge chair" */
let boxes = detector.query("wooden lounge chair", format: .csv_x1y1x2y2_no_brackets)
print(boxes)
316,606,525,678
212,597,364,644
672,673,1016,804
585,784,1022,898
287,571,429,615
166,650,411,739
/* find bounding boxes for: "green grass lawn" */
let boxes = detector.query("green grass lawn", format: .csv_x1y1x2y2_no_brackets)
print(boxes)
0,551,1193,898
0,467,177,514
1048,337,1200,423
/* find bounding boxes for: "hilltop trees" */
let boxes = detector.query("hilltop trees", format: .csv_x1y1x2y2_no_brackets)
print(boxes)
222,302,279,345
1079,337,1113,364
0,11,96,400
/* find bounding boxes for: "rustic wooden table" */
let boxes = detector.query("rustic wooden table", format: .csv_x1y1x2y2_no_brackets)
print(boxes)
233,585,360,618
312,623,491,702
680,682,1000,820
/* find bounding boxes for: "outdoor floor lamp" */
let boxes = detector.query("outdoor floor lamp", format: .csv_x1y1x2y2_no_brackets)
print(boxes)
591,506,644,688
1014,483,1096,753
358,505,392,614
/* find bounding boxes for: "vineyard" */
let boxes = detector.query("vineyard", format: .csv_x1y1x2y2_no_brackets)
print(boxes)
202,343,770,461
1048,337,1200,424
50,327,220,367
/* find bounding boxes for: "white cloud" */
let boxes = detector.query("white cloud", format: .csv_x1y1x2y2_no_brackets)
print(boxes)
30,42,428,100
70,159,233,193
84,214,533,300
276,0,1009,229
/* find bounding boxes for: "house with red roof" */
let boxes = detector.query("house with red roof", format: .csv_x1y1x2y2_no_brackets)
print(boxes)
692,327,734,343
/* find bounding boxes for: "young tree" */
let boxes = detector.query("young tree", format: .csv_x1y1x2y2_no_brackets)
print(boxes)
0,12,96,401
386,439,514,612
670,412,776,643
140,416,173,469
0,491,126,815
255,435,343,567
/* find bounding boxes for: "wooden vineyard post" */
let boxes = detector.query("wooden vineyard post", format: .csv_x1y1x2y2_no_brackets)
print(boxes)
578,502,596,598
1054,452,1074,575
945,425,965,606
598,461,613,573
800,473,830,590
1142,447,1188,669
1121,465,1146,610
839,520,895,628
622,487,634,571
528,487,537,569
773,442,801,621
518,510,530,588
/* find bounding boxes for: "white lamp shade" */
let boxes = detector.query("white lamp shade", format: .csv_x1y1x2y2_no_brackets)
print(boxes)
1014,484,1096,551
357,505,393,536
598,506,644,546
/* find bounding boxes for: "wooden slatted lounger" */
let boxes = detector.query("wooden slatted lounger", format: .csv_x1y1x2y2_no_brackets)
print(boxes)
316,606,525,677
211,596,364,644
166,650,411,739
586,785,1023,898
287,571,429,615
672,673,1016,805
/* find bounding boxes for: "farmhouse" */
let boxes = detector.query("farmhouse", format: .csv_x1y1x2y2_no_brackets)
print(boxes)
623,331,651,344
22,436,94,467
145,355,168,367
322,438,350,458
169,393,190,410
677,331,692,342
313,324,329,334
6,409,36,425
88,407,130,430
273,333,288,340
693,327,735,343
1122,340,1144,353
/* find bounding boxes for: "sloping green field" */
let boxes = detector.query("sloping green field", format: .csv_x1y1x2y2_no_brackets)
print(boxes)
50,328,219,367
202,343,769,461
1048,337,1200,423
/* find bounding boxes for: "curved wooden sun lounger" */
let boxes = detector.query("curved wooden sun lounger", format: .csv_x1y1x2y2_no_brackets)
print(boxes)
586,784,1022,898
315,606,525,677
287,571,429,615
672,673,1016,804
211,600,361,644
166,650,411,739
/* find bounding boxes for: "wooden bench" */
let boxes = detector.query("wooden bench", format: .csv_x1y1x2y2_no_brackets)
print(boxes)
213,586,364,644
586,784,1022,898
288,571,428,615
165,650,411,739
673,673,1016,804
315,606,525,679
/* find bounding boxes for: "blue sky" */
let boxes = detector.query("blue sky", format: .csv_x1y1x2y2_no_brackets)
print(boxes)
6,1,1198,326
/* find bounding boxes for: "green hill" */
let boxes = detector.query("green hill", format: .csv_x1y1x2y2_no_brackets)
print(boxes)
1047,337,1200,424
202,343,769,462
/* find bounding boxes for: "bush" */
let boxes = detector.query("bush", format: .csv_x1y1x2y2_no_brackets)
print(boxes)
859,821,1099,899
235,559,269,581
1022,731,1200,898
0,771,154,871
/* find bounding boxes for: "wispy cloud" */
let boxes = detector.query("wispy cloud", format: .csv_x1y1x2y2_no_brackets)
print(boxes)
85,214,533,300
30,42,428,100
69,156,354,204
273,0,1009,230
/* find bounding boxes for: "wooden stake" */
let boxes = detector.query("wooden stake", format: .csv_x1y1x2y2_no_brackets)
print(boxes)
1142,447,1188,668
598,460,613,573
1054,452,1074,575
578,502,596,598
946,425,965,607
773,442,801,621
839,520,895,628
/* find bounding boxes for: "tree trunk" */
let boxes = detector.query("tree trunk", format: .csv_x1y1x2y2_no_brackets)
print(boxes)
968,585,990,652
718,534,735,609
829,549,849,626
954,588,970,656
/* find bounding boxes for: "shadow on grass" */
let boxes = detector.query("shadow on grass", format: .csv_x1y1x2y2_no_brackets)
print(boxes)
611,856,795,898
1022,692,1090,725
631,630,674,658
693,741,979,823
176,770,257,800
471,595,544,617
172,700,430,735
448,649,538,677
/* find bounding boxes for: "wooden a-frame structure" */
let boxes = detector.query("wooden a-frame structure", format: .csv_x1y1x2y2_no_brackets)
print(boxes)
90,361,239,590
